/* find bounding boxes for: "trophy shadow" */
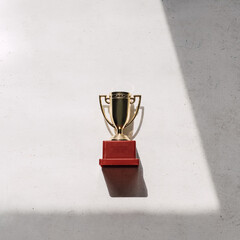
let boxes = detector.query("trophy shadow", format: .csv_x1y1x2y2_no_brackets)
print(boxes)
102,105,144,140
102,150,148,198
125,106,144,140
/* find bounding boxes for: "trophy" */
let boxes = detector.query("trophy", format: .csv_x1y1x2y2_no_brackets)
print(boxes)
99,92,141,166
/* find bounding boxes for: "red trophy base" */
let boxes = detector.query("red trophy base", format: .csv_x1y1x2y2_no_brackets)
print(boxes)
99,141,139,166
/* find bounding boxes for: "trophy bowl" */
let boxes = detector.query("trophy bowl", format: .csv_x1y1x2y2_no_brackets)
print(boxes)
99,91,141,141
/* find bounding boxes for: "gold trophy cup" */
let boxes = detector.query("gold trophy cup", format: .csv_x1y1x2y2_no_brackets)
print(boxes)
99,92,141,141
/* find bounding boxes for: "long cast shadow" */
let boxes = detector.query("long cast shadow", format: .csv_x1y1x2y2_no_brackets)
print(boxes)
102,160,148,197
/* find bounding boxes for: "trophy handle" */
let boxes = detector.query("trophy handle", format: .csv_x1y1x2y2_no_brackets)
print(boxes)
125,95,141,128
99,95,115,128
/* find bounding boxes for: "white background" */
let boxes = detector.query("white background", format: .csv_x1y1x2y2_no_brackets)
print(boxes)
0,0,240,239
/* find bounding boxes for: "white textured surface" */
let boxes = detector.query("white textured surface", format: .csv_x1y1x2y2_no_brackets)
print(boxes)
0,0,239,239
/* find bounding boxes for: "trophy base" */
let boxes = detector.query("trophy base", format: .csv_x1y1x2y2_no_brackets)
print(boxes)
111,133,130,141
99,141,139,166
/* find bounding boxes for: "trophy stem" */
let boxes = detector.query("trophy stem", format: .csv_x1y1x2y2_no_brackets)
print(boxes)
111,127,130,141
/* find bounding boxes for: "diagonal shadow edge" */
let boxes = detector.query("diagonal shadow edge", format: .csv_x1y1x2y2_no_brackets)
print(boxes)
161,0,240,213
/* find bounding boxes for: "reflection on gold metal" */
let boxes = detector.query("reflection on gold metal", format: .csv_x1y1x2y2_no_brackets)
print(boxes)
99,92,141,141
